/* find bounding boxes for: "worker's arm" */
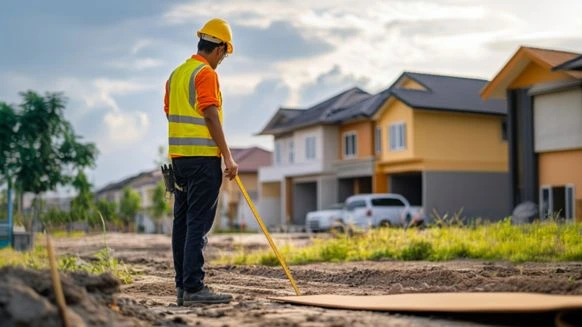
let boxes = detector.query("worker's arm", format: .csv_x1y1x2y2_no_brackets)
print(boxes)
203,106,238,180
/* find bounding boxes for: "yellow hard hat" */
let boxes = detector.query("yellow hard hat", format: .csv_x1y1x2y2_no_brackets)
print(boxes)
197,18,234,54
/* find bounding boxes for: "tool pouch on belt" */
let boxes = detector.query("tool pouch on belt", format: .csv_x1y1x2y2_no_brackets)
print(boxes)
161,164,183,194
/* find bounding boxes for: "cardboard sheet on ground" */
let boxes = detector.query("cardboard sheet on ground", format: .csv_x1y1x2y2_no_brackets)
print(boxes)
271,293,582,313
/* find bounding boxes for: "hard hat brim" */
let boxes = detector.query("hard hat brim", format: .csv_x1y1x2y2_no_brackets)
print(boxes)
197,31,233,54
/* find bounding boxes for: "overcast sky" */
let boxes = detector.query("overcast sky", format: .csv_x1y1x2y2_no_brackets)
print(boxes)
1,0,581,192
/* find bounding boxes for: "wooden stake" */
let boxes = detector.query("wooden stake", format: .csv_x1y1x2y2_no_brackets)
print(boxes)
46,235,70,327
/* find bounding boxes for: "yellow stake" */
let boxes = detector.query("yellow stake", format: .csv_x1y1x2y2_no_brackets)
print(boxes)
235,175,301,296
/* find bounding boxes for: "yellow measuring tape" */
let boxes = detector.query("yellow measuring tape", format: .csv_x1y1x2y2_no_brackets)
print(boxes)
235,176,301,296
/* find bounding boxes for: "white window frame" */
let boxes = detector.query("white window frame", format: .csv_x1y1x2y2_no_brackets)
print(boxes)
343,131,358,159
274,141,282,165
288,140,294,164
389,122,406,151
305,136,316,160
566,184,576,220
539,185,553,219
375,127,382,154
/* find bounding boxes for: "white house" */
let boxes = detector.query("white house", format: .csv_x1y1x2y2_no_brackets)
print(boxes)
257,88,370,228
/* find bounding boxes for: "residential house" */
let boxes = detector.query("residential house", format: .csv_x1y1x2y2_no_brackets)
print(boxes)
371,72,510,220
216,146,272,231
96,169,172,233
325,88,392,202
481,46,582,221
258,88,371,227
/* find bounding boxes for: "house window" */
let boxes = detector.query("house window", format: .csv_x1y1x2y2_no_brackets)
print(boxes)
288,140,294,163
343,132,357,158
275,141,282,165
375,127,382,154
389,123,406,151
305,136,316,160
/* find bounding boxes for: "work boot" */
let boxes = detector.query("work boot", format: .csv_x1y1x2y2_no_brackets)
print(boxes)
177,287,184,306
183,286,232,305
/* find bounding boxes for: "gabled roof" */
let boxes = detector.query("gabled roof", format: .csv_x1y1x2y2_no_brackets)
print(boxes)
258,87,370,135
324,87,392,123
96,169,159,195
553,55,582,71
381,72,506,116
481,46,582,99
256,108,303,136
231,146,272,173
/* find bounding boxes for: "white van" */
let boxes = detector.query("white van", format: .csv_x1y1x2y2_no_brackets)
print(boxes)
342,193,424,230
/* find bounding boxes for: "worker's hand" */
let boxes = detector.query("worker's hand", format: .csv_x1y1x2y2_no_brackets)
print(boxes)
224,156,238,181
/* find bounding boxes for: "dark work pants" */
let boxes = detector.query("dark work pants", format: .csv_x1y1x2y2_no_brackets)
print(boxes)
171,156,222,292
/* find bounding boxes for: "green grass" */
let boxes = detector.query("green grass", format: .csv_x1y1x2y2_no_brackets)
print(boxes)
49,230,86,239
0,245,134,284
216,220,582,266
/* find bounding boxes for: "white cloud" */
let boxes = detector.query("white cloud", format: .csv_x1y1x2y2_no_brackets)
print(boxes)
103,110,150,151
131,39,154,55
107,57,164,71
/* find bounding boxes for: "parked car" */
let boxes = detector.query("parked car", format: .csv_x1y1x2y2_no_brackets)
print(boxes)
305,203,345,233
341,193,425,231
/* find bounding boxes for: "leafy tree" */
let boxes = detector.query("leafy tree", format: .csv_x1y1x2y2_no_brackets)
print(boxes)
0,103,18,224
70,171,95,230
0,103,18,184
151,181,170,233
119,187,141,232
2,91,98,230
95,198,118,228
41,207,69,229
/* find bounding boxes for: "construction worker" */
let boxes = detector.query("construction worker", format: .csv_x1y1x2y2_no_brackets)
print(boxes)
164,18,238,306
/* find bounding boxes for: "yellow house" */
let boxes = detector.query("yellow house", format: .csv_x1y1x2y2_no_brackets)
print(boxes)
481,46,582,221
372,72,510,219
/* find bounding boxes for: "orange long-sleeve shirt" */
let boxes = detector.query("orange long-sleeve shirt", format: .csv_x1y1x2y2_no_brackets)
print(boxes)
164,54,221,116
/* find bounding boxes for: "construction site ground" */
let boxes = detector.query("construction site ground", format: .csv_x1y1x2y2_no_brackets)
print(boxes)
43,233,582,326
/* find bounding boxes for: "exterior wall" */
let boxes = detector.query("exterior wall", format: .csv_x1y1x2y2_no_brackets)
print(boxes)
423,171,511,220
235,191,259,231
414,110,508,172
534,88,582,152
377,99,415,162
238,173,258,192
373,171,389,193
338,120,374,160
322,125,340,171
334,158,374,178
258,182,281,227
509,62,572,89
399,78,427,90
259,125,330,182
538,149,582,200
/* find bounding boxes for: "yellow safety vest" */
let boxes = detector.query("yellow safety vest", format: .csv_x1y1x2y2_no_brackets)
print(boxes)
167,58,223,157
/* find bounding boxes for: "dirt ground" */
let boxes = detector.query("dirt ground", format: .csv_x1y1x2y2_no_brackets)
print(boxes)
42,233,582,326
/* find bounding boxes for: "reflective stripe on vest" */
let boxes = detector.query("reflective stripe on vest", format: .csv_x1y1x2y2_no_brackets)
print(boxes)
167,58,223,157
